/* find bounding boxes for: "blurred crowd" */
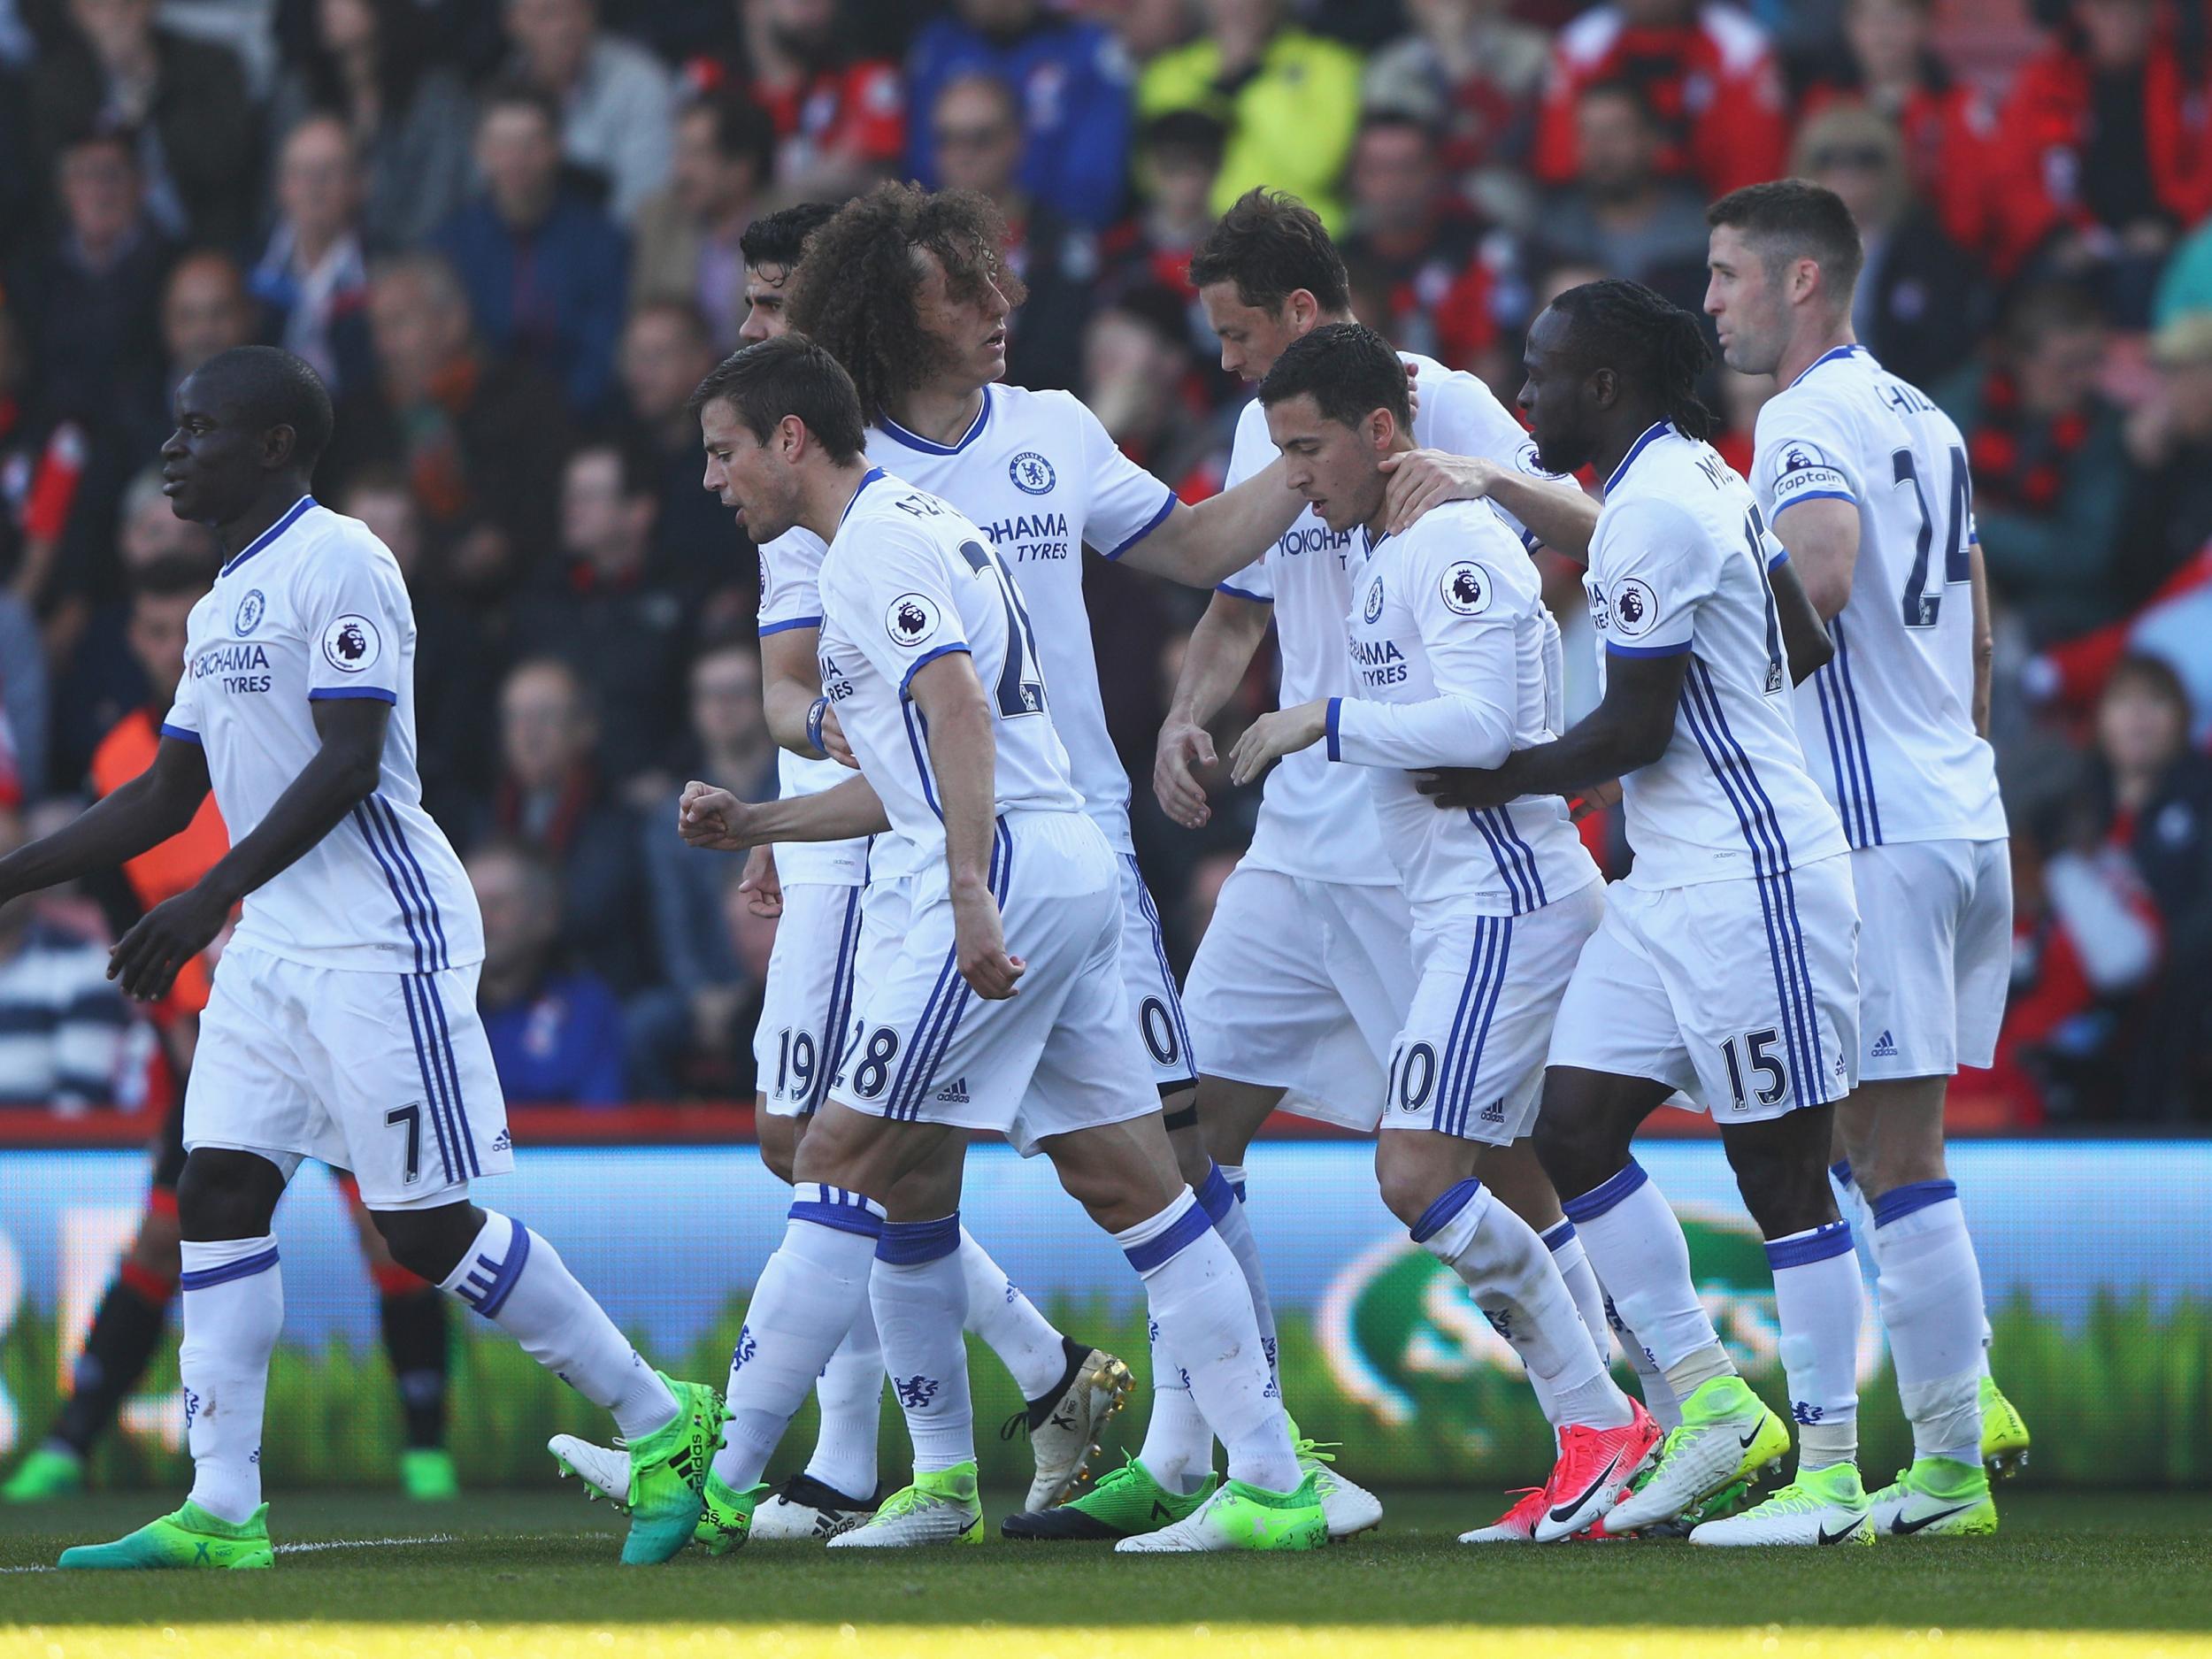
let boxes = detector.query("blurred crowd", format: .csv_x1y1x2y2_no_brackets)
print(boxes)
1,0,2208,1123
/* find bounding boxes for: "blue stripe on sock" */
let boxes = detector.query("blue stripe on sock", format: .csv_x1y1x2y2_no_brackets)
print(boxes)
457,1223,532,1319
1765,1220,1854,1270
1410,1178,1483,1244
1830,1158,1855,1188
790,1199,887,1239
876,1213,963,1263
1540,1219,1577,1254
1563,1161,1648,1224
1124,1200,1213,1274
1194,1163,1235,1224
1873,1177,1959,1228
179,1246,280,1292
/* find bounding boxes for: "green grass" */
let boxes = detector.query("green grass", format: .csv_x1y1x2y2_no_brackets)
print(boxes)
2,1489,2208,1632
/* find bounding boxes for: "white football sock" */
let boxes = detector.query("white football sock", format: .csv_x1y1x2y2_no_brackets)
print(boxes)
1767,1221,1863,1470
1564,1163,1729,1396
1418,1180,1630,1429
1542,1220,1609,1348
1136,1312,1215,1496
1119,1187,1298,1494
1870,1180,1986,1465
179,1235,283,1525
1604,1291,1683,1431
802,1298,883,1501
715,1185,884,1491
1210,1164,1279,1390
956,1226,1064,1402
875,1217,974,1474
442,1210,674,1440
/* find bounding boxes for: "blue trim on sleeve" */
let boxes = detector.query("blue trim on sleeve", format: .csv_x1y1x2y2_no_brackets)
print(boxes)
1606,638,1694,658
757,614,823,635
309,686,397,703
1216,581,1271,603
1325,696,1343,761
1102,488,1178,560
899,641,972,696
158,723,203,744
1768,547,1791,571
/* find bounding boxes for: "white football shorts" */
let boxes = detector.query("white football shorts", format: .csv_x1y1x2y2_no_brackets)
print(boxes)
1548,854,1861,1121
754,880,866,1118
1851,837,2011,1079
184,942,512,1210
1381,883,1603,1147
1183,866,1417,1132
1116,853,1198,1096
829,810,1159,1155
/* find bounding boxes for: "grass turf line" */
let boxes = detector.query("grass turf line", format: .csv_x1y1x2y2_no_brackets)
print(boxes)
2,1493,2208,1635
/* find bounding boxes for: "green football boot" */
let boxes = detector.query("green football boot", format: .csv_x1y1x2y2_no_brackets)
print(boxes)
619,1374,727,1565
1602,1374,1789,1534
1689,1461,1875,1547
4,1446,85,1503
1869,1455,1998,1539
1002,1454,1218,1540
58,1501,275,1570
1981,1376,2031,1478
694,1471,767,1555
1113,1470,1327,1553
827,1462,985,1548
400,1448,459,1502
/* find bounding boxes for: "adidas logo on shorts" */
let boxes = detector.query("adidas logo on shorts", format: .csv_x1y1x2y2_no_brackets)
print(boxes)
933,1078,971,1104
1479,1099,1506,1125
1870,1031,1898,1058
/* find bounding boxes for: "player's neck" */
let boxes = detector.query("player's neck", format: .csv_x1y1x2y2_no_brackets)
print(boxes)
216,477,313,558
1774,319,1858,391
795,457,879,542
1362,442,1417,542
888,379,987,448
1590,404,1668,488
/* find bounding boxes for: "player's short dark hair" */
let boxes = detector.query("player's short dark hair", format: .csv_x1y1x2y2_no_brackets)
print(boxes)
738,200,841,273
1256,321,1411,434
128,553,216,603
786,182,1028,426
686,334,866,464
1707,179,1866,303
687,88,777,176
1548,278,1720,442
193,345,337,471
1187,188,1349,318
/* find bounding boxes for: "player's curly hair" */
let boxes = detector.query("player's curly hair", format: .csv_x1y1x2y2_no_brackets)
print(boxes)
1549,279,1719,442
785,183,1029,427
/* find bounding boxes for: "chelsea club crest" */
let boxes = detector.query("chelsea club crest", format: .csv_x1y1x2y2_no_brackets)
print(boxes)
234,589,266,634
1009,451,1056,495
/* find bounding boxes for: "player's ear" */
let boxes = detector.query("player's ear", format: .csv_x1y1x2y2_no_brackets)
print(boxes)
263,423,298,471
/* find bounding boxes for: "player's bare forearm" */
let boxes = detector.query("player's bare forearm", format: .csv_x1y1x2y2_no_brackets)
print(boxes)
0,742,208,902
1380,451,1598,557
1120,460,1301,588
761,628,833,758
752,775,890,842
1769,557,1834,684
1416,651,1685,810
1970,541,1993,738
1166,591,1271,729
196,707,388,911
1487,473,1598,559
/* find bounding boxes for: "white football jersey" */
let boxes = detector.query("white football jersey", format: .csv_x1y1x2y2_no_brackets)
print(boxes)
757,525,872,886
1586,424,1847,888
1333,500,1599,925
815,470,1084,868
1755,344,2007,847
1223,349,1552,887
866,384,1179,854
162,496,483,972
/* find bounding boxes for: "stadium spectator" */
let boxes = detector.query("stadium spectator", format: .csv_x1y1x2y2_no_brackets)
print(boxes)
2154,213,2212,325
432,81,630,419
249,115,375,399
1793,104,1985,391
638,641,775,1095
710,856,778,1094
1340,109,1509,380
1998,0,2212,324
927,71,1091,393
470,837,627,1106
510,438,695,792
1934,282,2129,645
1137,0,1364,232
29,0,257,247
330,250,572,600
1526,80,1710,314
2117,312,2212,611
466,657,657,995
616,299,746,598
148,252,262,453
1100,111,1226,304
695,0,905,201
1081,284,1231,505
905,0,1135,229
268,0,477,249
501,0,677,224
337,469,501,818
1361,0,1550,227
1799,0,2002,262
1531,0,1787,200
628,90,776,350
0,806,134,1110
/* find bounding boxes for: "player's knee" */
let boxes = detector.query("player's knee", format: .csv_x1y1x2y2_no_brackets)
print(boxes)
1732,1153,1837,1239
1531,1106,1610,1202
1372,1153,1440,1231
370,1202,481,1286
173,1149,286,1241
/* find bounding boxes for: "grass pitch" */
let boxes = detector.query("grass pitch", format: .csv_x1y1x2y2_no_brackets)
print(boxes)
4,1488,2210,1658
